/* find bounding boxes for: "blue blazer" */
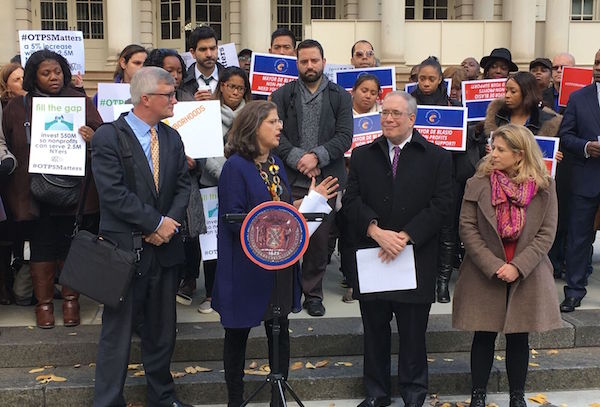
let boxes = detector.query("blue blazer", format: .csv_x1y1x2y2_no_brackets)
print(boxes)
212,153,301,328
559,83,600,197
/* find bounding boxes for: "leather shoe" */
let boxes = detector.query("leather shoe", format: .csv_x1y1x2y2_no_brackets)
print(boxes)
169,401,193,407
303,299,325,317
560,296,582,312
357,396,392,407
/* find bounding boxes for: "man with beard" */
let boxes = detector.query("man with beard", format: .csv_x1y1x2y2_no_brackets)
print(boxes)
181,26,223,101
271,39,353,316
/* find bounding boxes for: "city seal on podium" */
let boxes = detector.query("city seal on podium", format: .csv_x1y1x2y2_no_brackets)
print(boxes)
240,201,309,270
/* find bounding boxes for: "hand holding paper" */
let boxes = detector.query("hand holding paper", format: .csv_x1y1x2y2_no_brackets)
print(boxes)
298,190,333,237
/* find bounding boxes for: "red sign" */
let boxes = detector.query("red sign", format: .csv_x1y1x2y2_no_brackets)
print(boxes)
462,79,506,101
558,66,593,107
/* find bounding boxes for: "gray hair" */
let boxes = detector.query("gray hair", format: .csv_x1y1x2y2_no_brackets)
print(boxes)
129,66,175,105
384,90,417,115
552,52,575,66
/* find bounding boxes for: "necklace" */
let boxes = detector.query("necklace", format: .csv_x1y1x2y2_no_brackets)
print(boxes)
256,156,282,201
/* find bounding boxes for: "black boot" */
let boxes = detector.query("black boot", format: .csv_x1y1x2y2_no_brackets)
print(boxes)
436,225,455,303
0,246,14,305
470,388,486,407
509,391,527,407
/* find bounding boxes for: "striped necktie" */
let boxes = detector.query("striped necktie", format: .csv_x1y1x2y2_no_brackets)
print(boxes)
150,127,159,192
392,146,401,178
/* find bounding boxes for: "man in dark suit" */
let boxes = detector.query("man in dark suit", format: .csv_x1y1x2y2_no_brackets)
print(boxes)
343,91,452,407
91,67,191,407
559,49,600,312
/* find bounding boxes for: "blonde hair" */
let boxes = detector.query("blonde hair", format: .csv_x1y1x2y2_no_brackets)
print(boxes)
477,124,550,189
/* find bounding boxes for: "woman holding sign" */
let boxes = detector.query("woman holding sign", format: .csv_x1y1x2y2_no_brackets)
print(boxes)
1,50,102,328
213,100,337,406
453,124,561,407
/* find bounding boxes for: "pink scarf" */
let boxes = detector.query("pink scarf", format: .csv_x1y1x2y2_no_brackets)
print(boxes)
490,170,538,241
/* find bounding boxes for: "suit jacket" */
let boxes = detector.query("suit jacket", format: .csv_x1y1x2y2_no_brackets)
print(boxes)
180,62,225,96
91,114,191,274
558,83,600,197
342,131,453,303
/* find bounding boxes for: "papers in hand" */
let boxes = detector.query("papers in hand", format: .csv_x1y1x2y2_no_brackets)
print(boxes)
356,246,417,293
297,190,332,237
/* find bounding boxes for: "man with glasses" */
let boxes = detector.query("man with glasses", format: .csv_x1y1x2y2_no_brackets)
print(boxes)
343,91,452,407
550,52,576,114
92,67,192,407
351,40,377,68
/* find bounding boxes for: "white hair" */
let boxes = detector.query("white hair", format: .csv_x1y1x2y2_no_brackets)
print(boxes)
129,66,175,105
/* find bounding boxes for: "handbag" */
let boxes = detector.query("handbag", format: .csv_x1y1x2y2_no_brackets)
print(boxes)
22,96,82,207
60,123,142,309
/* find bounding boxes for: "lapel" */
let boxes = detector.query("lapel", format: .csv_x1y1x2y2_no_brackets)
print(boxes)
465,176,498,234
373,135,392,170
584,84,600,130
117,117,158,199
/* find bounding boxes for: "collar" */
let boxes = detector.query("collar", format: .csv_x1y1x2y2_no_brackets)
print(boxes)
195,64,218,83
596,82,600,94
125,110,158,137
386,133,412,152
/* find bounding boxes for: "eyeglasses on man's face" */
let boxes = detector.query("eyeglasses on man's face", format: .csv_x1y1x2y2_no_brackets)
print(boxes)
354,50,375,58
381,110,410,119
148,91,176,100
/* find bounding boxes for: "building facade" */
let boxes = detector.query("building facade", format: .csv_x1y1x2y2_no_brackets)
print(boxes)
1,0,599,72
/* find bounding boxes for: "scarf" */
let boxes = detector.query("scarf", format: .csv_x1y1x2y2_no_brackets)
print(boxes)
221,99,245,139
490,169,538,241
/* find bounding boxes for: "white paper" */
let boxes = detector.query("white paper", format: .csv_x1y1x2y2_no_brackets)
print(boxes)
180,52,195,69
324,64,354,82
29,97,87,176
217,43,240,68
298,190,332,236
356,246,417,293
199,187,218,261
19,30,85,73
96,83,131,122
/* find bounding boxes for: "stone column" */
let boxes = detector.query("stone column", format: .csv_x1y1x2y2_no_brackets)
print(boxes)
473,0,494,20
105,0,134,66
0,0,17,63
241,0,270,52
509,0,536,64
345,0,359,19
380,0,405,64
358,0,380,19
229,0,241,49
545,0,570,58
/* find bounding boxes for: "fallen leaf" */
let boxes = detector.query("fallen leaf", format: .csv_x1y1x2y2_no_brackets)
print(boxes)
35,374,67,383
73,364,81,368
528,393,548,404
532,355,537,359
547,349,559,355
531,349,539,355
529,362,540,367
443,358,454,362
171,371,186,378
290,361,304,371
248,361,258,369
589,404,600,407
456,402,467,407
560,404,568,407
133,371,145,377
334,361,353,367
127,364,142,370
29,367,45,374
288,328,293,333
67,332,77,336
51,375,67,382
495,355,505,361
305,362,316,369
43,365,54,369
328,403,335,407
194,366,212,372
184,366,197,374
259,364,271,373
88,363,96,368
427,358,435,362
308,326,314,331
27,326,34,330
244,369,269,376
440,403,452,407
488,403,499,407
315,360,329,368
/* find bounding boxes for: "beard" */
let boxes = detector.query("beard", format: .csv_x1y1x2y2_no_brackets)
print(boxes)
299,69,323,84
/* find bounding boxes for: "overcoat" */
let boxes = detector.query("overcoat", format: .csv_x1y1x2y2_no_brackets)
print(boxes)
452,175,562,333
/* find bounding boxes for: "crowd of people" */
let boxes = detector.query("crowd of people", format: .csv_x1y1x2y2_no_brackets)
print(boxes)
0,23,598,407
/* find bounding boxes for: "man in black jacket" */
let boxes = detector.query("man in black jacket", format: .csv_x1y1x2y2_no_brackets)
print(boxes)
180,26,224,101
343,91,452,407
271,39,353,316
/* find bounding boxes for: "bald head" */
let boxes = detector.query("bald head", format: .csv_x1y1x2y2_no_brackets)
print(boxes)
551,52,576,90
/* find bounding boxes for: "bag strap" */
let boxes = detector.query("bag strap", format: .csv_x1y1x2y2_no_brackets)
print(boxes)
22,95,31,145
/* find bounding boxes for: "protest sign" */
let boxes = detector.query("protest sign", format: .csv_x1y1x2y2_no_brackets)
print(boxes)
19,30,85,74
199,187,219,261
29,97,86,176
96,83,131,122
414,105,467,151
535,136,560,178
217,43,240,68
180,52,195,69
404,78,452,95
558,66,593,107
324,64,354,82
249,53,298,95
462,78,507,121
346,112,382,157
334,66,396,99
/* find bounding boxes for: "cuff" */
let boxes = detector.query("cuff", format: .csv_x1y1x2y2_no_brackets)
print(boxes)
286,147,306,169
311,145,331,168
153,216,164,232
584,141,591,158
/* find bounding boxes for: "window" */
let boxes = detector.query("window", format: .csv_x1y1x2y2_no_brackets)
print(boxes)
405,0,450,20
276,0,338,42
194,0,223,40
311,0,336,19
406,0,415,20
160,0,182,40
76,0,103,39
571,0,594,20
40,0,69,30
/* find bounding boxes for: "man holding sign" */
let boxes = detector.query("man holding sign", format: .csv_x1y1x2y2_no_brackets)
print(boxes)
181,26,224,101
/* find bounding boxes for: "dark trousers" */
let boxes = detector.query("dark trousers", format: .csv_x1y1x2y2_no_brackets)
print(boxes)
564,192,600,299
359,300,431,406
93,258,179,407
180,237,201,280
203,259,217,298
292,185,334,301
223,318,290,406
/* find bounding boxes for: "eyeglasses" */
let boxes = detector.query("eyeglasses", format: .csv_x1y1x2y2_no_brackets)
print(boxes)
552,65,566,71
381,110,411,119
148,91,176,99
354,50,375,58
238,55,251,61
265,119,283,126
224,83,246,93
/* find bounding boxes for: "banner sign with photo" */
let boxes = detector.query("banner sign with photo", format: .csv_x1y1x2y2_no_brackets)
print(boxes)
558,66,593,107
19,30,85,73
334,66,396,99
96,83,131,122
404,78,452,95
217,43,240,68
29,97,86,176
535,136,559,178
414,105,467,151
345,112,382,157
199,186,219,261
249,53,298,95
462,79,507,122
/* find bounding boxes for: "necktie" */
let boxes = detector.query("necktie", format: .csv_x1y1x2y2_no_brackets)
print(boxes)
201,76,211,86
150,127,160,192
392,146,401,178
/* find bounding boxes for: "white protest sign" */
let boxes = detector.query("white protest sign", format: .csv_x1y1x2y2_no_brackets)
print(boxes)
217,43,240,68
180,52,195,69
97,83,131,122
199,186,219,261
29,97,86,176
324,64,354,82
19,30,85,74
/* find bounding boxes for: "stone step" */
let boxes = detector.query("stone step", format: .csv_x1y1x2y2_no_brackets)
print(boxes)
1,311,593,369
2,347,600,406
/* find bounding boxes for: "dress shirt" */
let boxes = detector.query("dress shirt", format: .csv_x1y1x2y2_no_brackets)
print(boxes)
583,82,600,158
195,65,219,93
386,133,413,164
